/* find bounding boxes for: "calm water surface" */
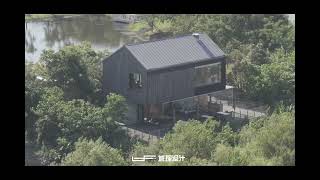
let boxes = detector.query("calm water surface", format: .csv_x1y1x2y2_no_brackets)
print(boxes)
25,15,142,62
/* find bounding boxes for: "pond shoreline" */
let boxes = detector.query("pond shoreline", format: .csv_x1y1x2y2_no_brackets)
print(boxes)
25,14,110,23
25,15,146,62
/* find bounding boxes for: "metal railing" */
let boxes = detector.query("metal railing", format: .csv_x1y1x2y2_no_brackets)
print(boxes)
120,126,165,144
230,108,265,119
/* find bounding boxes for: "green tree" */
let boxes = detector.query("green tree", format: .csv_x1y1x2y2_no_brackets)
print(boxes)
35,86,65,146
258,49,295,107
104,93,128,123
213,143,250,166
25,62,45,142
137,14,177,34
161,14,293,53
34,88,130,164
39,42,108,104
213,111,295,166
159,120,218,159
131,118,238,166
62,137,128,166
229,48,294,109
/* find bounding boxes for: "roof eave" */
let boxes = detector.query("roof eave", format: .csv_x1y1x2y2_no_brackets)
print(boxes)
146,55,225,73
102,46,125,63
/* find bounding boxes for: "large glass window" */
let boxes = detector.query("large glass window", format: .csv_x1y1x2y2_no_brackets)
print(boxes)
194,62,221,87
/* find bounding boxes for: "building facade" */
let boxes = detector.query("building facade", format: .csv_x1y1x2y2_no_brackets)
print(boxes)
103,33,226,124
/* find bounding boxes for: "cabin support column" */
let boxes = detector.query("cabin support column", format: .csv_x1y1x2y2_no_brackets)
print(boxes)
161,103,164,118
172,102,176,123
196,96,200,119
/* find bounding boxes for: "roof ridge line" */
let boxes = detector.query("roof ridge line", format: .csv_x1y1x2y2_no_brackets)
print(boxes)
197,39,215,58
125,32,205,47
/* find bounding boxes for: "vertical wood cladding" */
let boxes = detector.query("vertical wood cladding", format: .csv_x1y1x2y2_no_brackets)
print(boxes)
103,48,226,105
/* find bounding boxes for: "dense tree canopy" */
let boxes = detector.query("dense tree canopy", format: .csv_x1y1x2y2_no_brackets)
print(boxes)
131,119,239,166
135,14,295,109
25,43,133,165
62,137,128,166
25,63,45,142
39,42,109,105
26,15,295,166
229,48,295,108
214,111,295,165
33,87,131,164
132,111,294,166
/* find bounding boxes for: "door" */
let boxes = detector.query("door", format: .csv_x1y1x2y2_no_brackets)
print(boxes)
137,104,144,122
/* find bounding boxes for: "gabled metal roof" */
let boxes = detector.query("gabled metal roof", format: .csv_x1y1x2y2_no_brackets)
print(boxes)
124,33,225,71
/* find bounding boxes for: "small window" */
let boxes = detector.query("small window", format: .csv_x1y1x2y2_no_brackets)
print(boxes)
129,73,142,89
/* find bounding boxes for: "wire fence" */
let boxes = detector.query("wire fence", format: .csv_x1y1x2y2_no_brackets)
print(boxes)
118,88,268,143
208,88,268,120
120,126,170,144
231,108,265,119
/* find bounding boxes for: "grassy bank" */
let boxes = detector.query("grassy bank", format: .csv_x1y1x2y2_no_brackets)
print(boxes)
25,14,53,21
128,21,149,32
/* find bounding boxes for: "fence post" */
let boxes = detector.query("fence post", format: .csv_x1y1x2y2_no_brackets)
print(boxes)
247,110,248,118
254,111,255,117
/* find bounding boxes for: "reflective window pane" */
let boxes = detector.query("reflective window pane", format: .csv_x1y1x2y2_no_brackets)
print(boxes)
194,62,221,87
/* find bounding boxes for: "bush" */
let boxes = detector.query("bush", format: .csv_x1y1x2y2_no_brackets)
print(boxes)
62,137,128,166
214,111,295,166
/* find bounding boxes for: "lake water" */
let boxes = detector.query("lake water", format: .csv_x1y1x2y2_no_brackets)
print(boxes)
25,15,143,62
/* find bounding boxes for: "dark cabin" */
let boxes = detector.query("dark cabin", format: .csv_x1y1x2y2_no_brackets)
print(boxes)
103,33,226,124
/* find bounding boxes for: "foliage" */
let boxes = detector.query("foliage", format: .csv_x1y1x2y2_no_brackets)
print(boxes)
229,48,294,108
138,14,176,33
159,119,218,159
26,15,295,166
104,93,128,123
26,42,114,165
62,137,128,166
25,62,46,142
131,111,294,166
130,14,295,109
213,144,250,166
214,111,295,166
34,89,130,164
34,86,64,147
25,14,53,21
258,49,295,107
129,21,149,32
36,144,61,166
152,14,292,52
39,42,108,105
131,118,238,165
132,141,160,157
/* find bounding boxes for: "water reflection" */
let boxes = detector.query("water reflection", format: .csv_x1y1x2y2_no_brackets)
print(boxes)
25,31,37,53
25,15,139,62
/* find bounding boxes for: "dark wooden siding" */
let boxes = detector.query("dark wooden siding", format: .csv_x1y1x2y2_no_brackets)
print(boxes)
104,49,226,105
103,47,147,104
146,68,194,104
